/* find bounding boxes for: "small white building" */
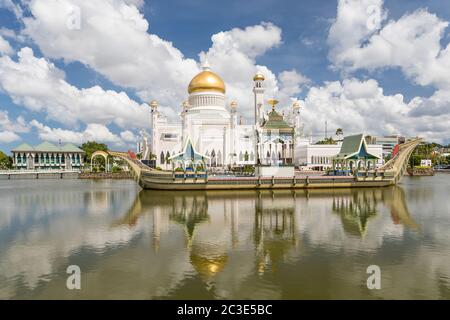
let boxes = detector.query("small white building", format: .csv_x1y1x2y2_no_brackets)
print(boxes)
295,138,383,170
420,159,432,167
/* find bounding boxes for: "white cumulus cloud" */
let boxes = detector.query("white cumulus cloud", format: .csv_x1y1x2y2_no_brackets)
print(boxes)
0,131,20,143
0,47,150,129
22,0,199,108
0,35,13,55
31,120,125,146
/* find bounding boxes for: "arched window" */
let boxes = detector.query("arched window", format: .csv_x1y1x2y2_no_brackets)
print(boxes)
166,151,171,164
160,151,165,165
217,150,222,166
250,151,254,161
244,151,249,161
211,150,216,167
239,151,243,161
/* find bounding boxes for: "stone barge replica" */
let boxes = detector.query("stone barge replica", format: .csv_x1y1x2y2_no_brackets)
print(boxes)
113,136,422,191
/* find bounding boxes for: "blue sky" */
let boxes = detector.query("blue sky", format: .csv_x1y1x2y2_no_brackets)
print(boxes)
1,0,450,154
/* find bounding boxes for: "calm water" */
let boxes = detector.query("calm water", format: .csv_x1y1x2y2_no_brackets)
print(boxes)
0,175,449,299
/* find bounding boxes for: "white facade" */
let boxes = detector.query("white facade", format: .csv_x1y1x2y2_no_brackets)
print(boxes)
142,64,381,172
296,138,383,170
145,65,298,170
371,135,404,159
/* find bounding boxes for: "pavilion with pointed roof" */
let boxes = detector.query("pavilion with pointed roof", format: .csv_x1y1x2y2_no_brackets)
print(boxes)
332,134,380,172
168,138,209,172
258,100,295,167
11,141,84,170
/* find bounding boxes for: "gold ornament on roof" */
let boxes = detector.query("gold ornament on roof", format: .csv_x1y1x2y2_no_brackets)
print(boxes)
267,99,279,111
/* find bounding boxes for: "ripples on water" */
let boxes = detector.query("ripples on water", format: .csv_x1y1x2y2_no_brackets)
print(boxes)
0,175,449,299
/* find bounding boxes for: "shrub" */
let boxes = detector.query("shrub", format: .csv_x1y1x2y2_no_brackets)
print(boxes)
112,166,122,173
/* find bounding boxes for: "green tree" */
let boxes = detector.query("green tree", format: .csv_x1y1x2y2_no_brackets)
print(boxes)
244,151,249,161
316,137,336,145
335,128,343,139
112,166,122,173
0,151,13,170
80,141,108,161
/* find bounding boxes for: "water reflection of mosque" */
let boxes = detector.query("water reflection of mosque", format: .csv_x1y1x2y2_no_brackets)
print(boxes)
332,190,378,237
114,190,298,278
114,186,418,281
331,187,419,237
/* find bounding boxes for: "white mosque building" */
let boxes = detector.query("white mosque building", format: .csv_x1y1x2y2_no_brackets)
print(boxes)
141,62,300,172
140,62,382,173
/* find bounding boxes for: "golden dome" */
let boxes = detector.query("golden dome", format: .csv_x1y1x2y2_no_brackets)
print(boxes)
149,100,158,109
253,71,265,81
188,67,226,94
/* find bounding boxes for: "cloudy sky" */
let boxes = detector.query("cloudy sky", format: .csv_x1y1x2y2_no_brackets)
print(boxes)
0,0,449,152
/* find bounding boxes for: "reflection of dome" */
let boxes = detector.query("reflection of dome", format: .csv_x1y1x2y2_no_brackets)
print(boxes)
188,69,226,94
190,243,227,280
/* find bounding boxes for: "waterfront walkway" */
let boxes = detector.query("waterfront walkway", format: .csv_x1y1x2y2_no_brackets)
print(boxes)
0,169,80,179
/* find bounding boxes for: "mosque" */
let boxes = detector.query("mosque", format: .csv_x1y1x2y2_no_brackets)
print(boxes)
141,62,301,175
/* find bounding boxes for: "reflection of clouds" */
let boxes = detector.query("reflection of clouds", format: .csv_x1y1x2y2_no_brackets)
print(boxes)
297,188,411,254
2,177,450,299
0,180,142,294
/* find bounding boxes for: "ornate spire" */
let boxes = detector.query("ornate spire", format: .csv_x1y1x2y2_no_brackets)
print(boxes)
267,99,279,111
202,59,211,71
230,101,237,112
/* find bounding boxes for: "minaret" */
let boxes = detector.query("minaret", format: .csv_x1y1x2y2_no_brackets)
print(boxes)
253,71,265,126
181,100,189,146
230,101,238,165
253,71,265,166
149,100,158,161
230,101,238,127
292,101,301,139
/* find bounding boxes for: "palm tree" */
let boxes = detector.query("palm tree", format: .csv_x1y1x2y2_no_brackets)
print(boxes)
335,128,343,140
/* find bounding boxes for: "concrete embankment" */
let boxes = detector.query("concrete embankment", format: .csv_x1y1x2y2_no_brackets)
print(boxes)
79,172,133,179
407,167,434,176
0,172,80,180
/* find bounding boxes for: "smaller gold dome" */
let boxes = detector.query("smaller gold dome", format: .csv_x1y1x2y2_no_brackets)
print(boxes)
253,71,265,81
230,101,238,109
150,100,158,108
188,69,226,94
292,101,300,109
